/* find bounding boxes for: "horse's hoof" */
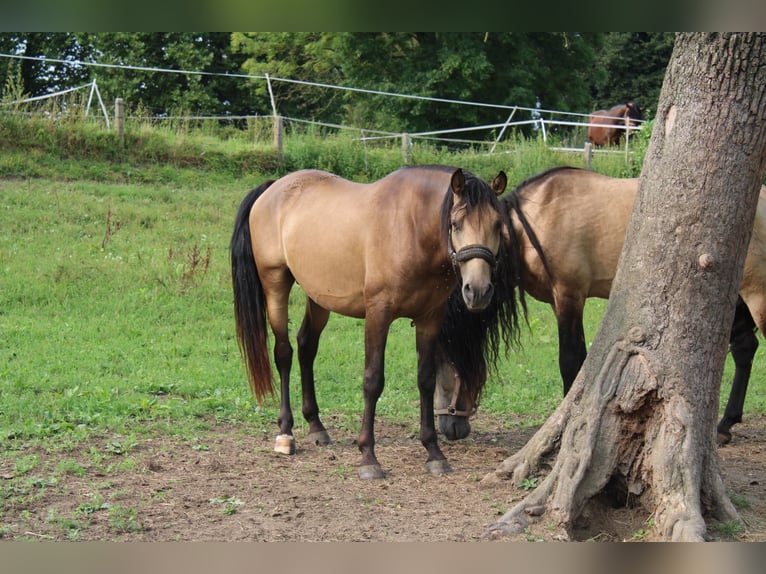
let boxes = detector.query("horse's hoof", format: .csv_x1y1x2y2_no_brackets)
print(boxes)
717,430,732,446
359,464,385,480
425,459,453,475
307,430,332,446
274,434,296,455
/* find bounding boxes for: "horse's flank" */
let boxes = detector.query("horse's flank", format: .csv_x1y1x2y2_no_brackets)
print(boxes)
509,167,636,304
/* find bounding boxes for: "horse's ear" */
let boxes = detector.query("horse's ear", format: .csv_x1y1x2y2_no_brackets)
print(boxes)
451,169,465,196
492,171,507,195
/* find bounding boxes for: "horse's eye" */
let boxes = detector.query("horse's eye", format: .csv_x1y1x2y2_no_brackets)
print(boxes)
451,221,462,232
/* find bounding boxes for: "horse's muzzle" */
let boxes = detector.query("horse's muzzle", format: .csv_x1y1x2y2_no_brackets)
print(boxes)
438,414,471,440
462,280,494,311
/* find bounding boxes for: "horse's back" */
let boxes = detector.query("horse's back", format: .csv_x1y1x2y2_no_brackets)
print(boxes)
513,168,637,302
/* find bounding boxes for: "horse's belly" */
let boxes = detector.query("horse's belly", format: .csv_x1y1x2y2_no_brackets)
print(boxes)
291,266,368,318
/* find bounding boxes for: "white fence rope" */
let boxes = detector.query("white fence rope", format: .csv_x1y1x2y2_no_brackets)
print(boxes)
0,52,644,152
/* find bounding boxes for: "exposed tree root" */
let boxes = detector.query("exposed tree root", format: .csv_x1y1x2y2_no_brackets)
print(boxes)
481,328,741,541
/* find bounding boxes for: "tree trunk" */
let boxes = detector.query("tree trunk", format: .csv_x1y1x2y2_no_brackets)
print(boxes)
483,33,766,542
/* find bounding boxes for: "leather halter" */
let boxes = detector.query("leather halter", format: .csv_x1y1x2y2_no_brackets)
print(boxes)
451,244,497,268
434,370,476,417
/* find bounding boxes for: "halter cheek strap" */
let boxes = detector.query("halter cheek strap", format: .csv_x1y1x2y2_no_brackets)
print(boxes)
434,371,476,417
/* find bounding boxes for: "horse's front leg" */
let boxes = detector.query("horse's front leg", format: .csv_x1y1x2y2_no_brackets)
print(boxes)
356,311,392,480
416,317,452,475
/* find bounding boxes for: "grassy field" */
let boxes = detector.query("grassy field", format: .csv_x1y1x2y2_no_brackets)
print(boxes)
1,113,764,457
2,175,764,453
0,175,571,448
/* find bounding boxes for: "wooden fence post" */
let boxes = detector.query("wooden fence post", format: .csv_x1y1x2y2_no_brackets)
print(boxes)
273,115,284,163
401,133,411,164
114,98,124,139
584,142,593,170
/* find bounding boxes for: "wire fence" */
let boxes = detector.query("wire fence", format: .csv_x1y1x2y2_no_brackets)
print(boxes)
0,52,644,159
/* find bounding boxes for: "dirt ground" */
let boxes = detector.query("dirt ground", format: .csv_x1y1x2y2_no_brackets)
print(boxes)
2,411,766,542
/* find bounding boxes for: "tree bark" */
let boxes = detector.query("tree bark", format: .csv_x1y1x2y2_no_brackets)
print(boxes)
483,33,766,542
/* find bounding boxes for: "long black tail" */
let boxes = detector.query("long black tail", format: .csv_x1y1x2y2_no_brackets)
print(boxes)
231,180,276,404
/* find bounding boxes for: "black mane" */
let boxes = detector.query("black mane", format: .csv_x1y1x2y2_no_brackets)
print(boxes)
438,169,526,404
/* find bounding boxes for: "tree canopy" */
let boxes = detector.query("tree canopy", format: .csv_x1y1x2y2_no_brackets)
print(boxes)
1,32,673,132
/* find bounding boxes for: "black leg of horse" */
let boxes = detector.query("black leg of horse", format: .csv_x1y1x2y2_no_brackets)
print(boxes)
416,318,451,474
266,281,296,454
718,299,758,444
556,302,587,396
356,314,391,479
273,334,295,454
297,299,332,446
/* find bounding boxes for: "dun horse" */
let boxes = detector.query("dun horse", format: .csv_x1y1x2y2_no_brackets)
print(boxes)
436,167,766,444
587,101,643,147
231,166,522,479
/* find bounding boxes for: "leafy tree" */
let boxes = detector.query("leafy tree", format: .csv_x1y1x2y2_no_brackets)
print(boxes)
231,32,345,120
0,33,93,98
298,33,601,137
79,33,251,116
591,32,675,116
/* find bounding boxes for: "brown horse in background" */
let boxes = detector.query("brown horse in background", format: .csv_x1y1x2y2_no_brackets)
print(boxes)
436,167,766,444
587,101,643,146
231,166,523,479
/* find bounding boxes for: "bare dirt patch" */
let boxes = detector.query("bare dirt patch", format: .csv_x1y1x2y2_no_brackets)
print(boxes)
2,412,765,542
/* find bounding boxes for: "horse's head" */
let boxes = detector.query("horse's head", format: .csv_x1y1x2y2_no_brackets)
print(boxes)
434,352,477,440
448,169,508,311
624,101,644,126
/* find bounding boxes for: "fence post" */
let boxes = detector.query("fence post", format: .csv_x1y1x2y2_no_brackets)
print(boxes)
273,115,284,163
114,98,124,139
401,133,411,164
584,141,593,170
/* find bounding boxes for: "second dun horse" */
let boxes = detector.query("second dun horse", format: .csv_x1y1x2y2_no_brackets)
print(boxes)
231,166,524,479
435,166,766,444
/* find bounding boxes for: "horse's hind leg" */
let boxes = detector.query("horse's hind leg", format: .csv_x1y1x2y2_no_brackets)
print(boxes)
297,298,332,446
263,272,297,454
556,297,587,396
718,298,758,444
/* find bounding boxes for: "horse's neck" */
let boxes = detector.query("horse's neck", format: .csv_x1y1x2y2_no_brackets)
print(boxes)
613,104,629,118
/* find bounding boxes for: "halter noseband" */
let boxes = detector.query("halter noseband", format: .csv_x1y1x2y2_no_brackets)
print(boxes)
434,370,476,417
447,225,498,270
451,244,497,268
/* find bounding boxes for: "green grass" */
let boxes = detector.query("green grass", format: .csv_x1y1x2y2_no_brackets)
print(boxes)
0,173,571,452
0,112,762,462
2,176,764,457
